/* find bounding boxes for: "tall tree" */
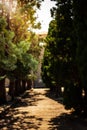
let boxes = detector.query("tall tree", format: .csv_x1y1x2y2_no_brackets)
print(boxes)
0,17,17,103
0,0,43,102
42,0,83,112
42,0,75,92
54,0,82,111
73,0,87,114
42,20,59,92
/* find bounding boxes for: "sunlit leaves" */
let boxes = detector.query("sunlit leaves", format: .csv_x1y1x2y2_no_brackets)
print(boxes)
0,17,17,72
0,0,43,79
0,17,7,30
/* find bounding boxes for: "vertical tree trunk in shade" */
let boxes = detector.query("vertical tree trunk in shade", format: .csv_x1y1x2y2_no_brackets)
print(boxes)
0,78,6,104
27,79,32,90
21,79,26,93
8,79,15,100
15,79,21,96
55,85,62,97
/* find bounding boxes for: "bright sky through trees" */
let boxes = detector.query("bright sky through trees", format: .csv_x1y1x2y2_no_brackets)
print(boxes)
35,0,56,33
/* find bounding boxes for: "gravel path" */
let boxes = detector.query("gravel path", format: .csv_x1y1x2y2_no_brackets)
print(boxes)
0,88,87,130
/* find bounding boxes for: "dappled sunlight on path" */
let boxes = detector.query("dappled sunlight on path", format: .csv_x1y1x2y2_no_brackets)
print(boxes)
0,88,87,130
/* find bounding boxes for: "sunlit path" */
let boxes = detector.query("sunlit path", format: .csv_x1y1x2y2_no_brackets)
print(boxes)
16,88,70,130
0,88,87,130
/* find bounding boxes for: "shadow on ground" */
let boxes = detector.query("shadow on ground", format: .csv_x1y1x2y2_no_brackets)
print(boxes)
48,113,87,130
43,88,64,104
0,90,43,130
0,109,43,130
0,88,87,130
43,89,87,130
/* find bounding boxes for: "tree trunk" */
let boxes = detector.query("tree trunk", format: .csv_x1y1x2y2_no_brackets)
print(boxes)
21,79,26,93
0,78,6,104
27,79,32,90
55,85,62,97
8,79,15,100
15,79,21,96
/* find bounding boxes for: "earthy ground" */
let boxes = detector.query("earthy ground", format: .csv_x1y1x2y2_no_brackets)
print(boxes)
0,88,87,130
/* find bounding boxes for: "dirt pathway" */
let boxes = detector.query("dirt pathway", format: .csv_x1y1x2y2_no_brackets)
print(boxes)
0,88,87,130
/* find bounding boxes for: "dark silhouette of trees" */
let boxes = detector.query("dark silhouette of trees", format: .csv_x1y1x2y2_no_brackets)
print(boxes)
42,0,87,115
73,0,87,115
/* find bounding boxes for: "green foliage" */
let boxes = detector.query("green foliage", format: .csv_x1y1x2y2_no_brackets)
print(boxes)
42,0,87,114
0,17,17,73
6,39,38,80
29,33,42,60
73,0,87,114
16,0,41,29
42,0,83,111
0,17,7,30
0,15,38,81
42,0,74,86
42,20,57,88
0,0,43,104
